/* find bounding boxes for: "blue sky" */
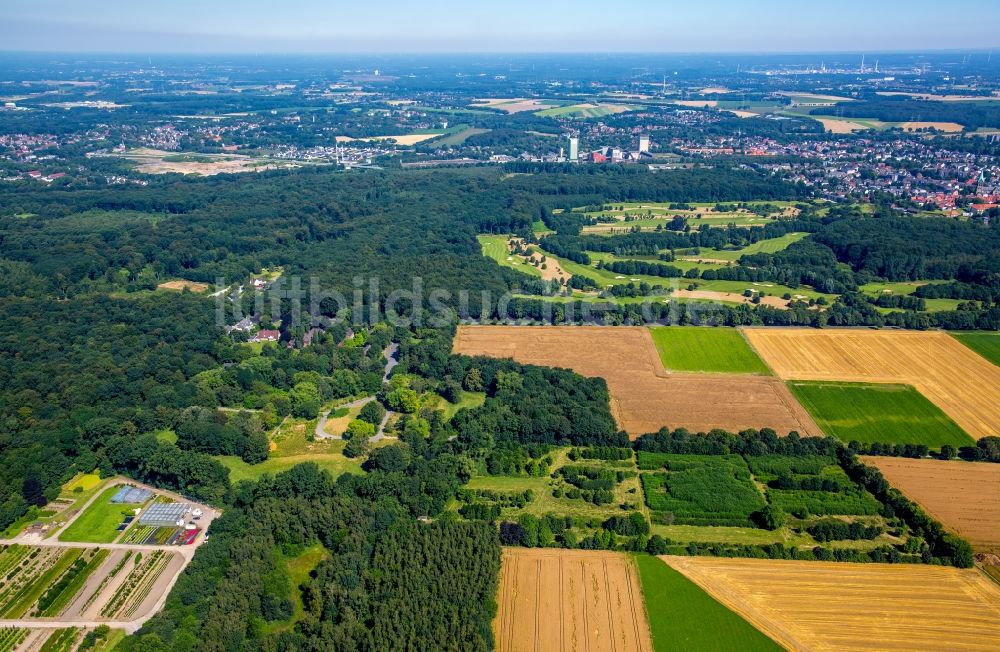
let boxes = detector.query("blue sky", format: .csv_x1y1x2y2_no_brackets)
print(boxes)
1,0,998,53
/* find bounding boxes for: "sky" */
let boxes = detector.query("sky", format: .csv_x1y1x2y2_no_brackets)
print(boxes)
1,0,998,54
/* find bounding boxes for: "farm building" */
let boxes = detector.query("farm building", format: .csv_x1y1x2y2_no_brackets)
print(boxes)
111,486,153,504
139,502,190,527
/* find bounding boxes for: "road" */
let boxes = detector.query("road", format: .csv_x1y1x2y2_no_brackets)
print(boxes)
315,342,400,440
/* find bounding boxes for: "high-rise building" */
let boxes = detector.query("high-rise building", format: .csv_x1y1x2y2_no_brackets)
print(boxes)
638,134,651,153
568,136,579,162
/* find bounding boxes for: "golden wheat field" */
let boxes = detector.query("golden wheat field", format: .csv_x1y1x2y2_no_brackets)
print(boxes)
743,328,1000,438
664,556,1000,652
494,548,653,652
861,456,1000,549
452,326,819,437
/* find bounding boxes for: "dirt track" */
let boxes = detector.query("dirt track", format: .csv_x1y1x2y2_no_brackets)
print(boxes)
453,326,819,437
664,556,1000,652
495,548,652,652
862,457,1000,550
744,328,1000,438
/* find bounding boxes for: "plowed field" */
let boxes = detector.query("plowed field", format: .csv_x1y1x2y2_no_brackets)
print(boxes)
664,556,1000,651
494,548,652,652
744,328,1000,438
453,326,819,437
862,456,1000,549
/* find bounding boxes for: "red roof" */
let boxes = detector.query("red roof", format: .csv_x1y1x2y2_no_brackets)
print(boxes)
255,329,280,340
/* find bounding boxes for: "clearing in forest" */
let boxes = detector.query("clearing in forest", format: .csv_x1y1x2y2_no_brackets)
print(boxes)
664,556,1000,652
453,326,819,437
788,382,974,448
861,456,1000,550
157,280,211,293
744,328,1000,439
494,548,652,652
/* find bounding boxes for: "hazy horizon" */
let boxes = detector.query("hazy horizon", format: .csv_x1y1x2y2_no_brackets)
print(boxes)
2,0,998,54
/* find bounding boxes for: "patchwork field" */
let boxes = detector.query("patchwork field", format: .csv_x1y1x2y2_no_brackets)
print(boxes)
648,327,770,374
453,326,820,436
952,331,1000,366
635,556,780,652
862,457,1000,549
744,328,1000,438
664,556,1000,652
494,548,652,652
788,381,974,448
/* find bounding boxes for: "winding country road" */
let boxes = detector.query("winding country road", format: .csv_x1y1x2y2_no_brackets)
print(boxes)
315,342,400,441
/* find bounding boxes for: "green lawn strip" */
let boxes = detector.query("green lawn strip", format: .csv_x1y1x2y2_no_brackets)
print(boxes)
634,555,782,652
38,549,109,616
59,486,143,544
217,454,363,484
951,332,1000,367
648,326,770,374
788,381,975,448
3,548,83,618
650,523,814,546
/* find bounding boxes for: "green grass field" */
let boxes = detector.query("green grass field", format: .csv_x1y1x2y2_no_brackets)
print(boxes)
218,453,363,484
477,235,544,278
699,232,808,261
634,555,781,652
648,327,770,374
788,381,975,448
535,103,635,118
59,486,146,544
952,332,1000,367
429,127,490,146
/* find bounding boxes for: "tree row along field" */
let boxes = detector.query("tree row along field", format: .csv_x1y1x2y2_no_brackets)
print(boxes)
0,544,183,623
452,325,820,437
744,328,1000,439
862,456,1000,551
663,556,1000,652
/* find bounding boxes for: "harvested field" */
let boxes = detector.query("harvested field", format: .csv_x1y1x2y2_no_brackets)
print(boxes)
744,328,1000,438
861,457,1000,549
814,117,866,133
453,326,820,437
334,133,442,145
494,548,652,652
664,556,1000,652
898,121,965,132
156,280,210,293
